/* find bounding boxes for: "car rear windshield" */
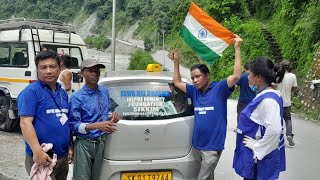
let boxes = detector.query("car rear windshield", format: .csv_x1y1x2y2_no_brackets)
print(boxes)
105,82,194,120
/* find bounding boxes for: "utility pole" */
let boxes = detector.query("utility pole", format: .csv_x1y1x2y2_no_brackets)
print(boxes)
158,32,160,51
162,29,165,68
154,31,156,50
111,0,116,71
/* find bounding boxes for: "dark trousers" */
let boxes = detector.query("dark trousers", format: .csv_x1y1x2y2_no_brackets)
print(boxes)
283,106,294,137
244,163,257,180
197,150,222,180
73,135,106,180
237,101,248,123
25,153,69,180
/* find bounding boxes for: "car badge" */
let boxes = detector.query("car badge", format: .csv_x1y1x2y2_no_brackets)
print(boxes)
144,129,150,135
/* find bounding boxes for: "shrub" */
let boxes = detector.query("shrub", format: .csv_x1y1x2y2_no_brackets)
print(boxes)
128,49,157,70
84,35,111,50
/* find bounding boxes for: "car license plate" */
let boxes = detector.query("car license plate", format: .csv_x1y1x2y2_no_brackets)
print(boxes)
121,171,172,180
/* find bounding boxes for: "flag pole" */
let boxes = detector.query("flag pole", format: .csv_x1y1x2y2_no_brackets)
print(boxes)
171,1,186,50
173,36,180,49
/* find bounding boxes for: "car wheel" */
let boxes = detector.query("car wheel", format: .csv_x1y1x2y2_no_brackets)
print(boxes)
0,96,18,131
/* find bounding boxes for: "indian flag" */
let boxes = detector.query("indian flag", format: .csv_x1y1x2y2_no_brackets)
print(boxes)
179,2,235,65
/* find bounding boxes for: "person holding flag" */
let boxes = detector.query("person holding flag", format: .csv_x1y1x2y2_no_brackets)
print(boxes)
170,2,243,179
170,33,242,179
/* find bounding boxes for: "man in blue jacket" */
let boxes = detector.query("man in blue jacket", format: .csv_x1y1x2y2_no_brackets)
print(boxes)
69,59,120,180
18,50,72,179
170,34,243,180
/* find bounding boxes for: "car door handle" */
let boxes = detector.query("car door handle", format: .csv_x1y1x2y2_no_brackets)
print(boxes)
25,71,31,76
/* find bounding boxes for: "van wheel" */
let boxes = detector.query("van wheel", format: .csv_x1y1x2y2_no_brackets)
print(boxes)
0,96,18,132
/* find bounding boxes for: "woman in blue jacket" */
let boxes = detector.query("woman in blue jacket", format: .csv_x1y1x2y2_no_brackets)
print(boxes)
233,57,286,180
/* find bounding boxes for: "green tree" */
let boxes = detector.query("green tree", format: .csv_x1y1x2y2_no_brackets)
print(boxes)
84,0,101,14
128,49,157,70
126,0,144,18
117,0,126,10
84,35,111,50
97,5,112,21
144,37,154,52
204,0,249,22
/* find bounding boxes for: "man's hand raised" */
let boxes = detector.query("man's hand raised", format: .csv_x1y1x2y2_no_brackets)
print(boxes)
170,49,180,63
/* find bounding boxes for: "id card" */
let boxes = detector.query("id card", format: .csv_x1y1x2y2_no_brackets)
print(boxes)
60,113,68,125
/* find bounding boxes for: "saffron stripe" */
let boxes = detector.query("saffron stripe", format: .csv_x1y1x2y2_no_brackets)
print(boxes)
183,13,229,56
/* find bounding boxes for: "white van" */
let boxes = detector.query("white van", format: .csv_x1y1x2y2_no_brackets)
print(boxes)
0,18,88,131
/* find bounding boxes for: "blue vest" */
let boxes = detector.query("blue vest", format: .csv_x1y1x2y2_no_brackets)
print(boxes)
236,73,256,104
233,92,286,179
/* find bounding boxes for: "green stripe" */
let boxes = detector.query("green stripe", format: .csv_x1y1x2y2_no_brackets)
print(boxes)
179,25,220,65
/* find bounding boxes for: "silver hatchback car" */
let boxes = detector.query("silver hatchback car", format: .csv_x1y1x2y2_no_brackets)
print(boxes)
98,69,200,180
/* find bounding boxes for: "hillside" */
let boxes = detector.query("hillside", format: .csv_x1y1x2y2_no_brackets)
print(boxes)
0,0,319,120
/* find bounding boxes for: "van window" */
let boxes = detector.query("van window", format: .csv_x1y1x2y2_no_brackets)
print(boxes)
57,47,80,68
0,43,28,67
105,82,194,120
43,45,82,69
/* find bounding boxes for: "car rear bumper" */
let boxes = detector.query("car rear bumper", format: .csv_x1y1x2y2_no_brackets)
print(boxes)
99,148,201,180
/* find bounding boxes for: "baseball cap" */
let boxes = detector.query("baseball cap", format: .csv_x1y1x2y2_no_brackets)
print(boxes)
80,59,105,71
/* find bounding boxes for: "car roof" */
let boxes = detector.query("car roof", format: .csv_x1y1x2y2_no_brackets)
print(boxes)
99,70,190,84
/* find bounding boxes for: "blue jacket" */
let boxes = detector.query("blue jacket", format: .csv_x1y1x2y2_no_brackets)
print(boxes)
69,85,111,139
233,92,286,179
186,80,234,150
17,81,70,158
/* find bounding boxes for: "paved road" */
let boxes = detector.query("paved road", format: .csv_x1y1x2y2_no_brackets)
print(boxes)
152,50,192,82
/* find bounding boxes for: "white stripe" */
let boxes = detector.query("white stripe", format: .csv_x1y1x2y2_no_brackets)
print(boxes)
46,108,69,114
79,123,89,134
183,13,229,56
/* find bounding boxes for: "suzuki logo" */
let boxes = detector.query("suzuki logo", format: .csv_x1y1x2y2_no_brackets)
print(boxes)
144,129,150,135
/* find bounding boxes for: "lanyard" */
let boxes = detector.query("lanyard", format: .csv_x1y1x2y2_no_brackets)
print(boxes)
46,87,64,111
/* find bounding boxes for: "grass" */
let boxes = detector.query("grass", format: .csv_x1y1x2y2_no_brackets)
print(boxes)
291,95,320,123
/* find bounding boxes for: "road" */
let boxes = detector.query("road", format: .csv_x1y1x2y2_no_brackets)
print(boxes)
152,50,192,82
87,49,131,71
